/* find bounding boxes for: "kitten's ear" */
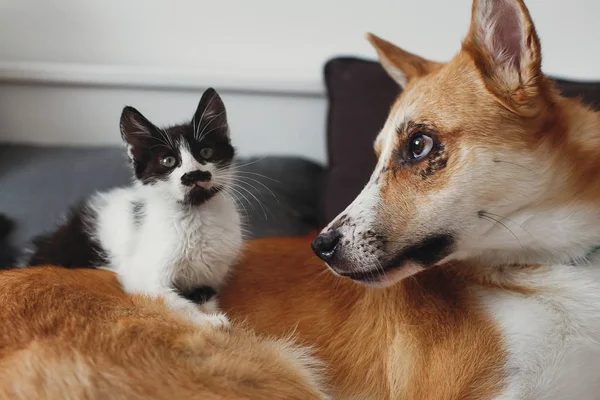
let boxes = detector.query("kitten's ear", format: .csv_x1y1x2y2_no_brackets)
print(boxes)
120,106,157,160
192,88,229,139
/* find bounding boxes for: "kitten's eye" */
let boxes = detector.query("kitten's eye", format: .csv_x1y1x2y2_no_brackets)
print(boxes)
159,155,177,168
200,147,214,160
409,134,434,160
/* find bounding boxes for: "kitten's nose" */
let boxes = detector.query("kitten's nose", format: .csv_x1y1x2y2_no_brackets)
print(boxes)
181,170,211,186
311,229,342,262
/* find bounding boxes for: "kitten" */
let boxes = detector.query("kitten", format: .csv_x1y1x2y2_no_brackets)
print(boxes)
27,88,242,329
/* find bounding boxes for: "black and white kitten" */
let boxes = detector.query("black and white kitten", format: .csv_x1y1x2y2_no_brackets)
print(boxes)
27,88,242,329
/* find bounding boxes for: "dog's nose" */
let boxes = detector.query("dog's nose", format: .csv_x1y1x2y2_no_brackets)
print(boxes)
311,229,342,262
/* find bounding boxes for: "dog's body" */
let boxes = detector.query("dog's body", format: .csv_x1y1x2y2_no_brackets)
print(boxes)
222,236,600,399
0,266,329,400
2,235,599,399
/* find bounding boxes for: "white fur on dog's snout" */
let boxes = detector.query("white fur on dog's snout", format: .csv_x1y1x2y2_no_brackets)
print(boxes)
322,176,388,275
321,111,404,277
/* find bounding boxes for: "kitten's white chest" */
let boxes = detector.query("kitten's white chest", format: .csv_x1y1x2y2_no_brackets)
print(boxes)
168,199,242,291
93,188,242,292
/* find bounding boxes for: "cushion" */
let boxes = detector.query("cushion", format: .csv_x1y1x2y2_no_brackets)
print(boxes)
0,145,323,249
320,57,399,226
320,57,600,225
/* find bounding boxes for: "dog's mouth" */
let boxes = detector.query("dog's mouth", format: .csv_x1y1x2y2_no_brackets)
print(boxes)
339,269,387,283
336,261,422,286
330,233,456,286
339,267,427,288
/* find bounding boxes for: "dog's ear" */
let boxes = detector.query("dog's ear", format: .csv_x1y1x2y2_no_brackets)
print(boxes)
463,0,543,114
366,33,441,88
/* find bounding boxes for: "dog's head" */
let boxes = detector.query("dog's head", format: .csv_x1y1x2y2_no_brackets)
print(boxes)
313,0,600,286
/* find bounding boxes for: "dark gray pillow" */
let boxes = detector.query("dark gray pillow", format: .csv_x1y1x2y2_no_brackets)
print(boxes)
0,145,323,249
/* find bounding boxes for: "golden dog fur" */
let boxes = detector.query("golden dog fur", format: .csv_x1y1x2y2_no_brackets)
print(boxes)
220,235,505,399
0,266,328,400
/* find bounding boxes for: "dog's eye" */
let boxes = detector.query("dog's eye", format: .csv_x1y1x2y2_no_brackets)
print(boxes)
159,155,177,168
200,147,214,160
410,134,434,160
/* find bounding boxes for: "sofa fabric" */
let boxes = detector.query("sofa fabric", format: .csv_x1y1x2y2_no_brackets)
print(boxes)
321,56,600,225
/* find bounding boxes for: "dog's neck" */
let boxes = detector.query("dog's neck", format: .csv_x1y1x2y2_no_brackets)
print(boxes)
534,100,600,265
454,101,600,269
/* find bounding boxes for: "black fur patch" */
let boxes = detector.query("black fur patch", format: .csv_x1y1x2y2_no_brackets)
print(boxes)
386,233,455,269
419,144,448,180
0,214,17,270
179,285,217,304
27,203,106,269
395,122,406,137
181,170,212,186
184,186,222,206
341,234,455,283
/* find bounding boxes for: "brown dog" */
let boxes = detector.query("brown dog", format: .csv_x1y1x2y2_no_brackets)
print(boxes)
226,0,600,398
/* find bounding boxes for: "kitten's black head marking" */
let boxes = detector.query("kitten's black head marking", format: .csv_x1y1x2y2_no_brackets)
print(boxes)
119,88,235,186
188,88,234,168
119,106,179,184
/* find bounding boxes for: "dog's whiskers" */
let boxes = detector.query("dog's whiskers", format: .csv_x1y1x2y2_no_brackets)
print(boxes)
493,159,539,175
479,211,536,241
478,211,524,250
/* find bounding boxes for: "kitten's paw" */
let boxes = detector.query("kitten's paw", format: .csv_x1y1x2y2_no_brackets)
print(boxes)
192,312,231,331
151,290,231,331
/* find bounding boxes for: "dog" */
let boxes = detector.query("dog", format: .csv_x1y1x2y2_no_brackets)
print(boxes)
222,0,600,398
0,266,329,400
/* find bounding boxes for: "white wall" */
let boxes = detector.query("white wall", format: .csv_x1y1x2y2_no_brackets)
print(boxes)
1,0,599,164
